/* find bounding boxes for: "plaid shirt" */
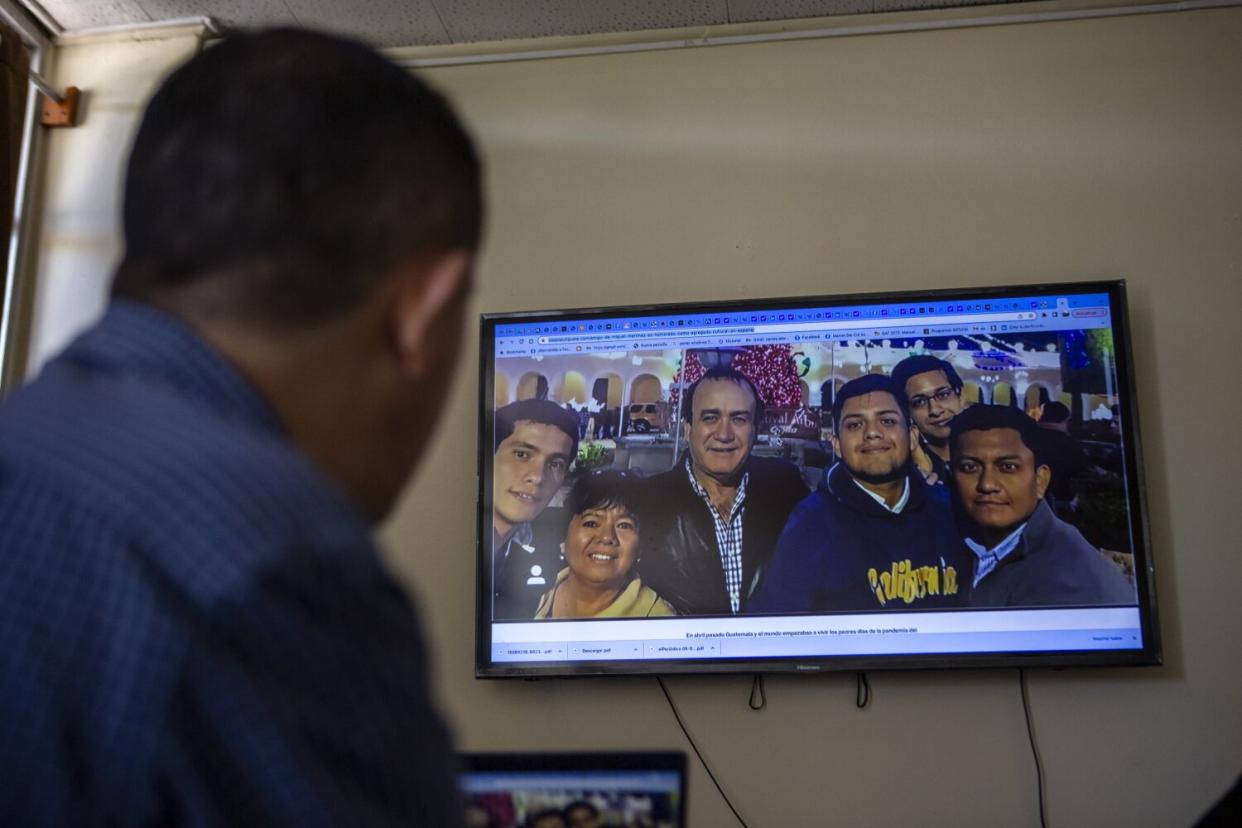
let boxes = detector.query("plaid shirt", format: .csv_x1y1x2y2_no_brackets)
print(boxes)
0,302,462,827
685,459,749,614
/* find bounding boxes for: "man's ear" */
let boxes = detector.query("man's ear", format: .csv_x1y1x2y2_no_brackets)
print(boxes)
392,250,471,378
908,425,919,454
1035,464,1052,499
830,433,841,458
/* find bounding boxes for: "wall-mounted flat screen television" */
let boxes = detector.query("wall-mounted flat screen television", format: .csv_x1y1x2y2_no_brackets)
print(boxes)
476,280,1160,677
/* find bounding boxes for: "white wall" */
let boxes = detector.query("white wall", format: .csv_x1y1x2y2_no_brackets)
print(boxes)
25,6,1242,827
26,30,199,374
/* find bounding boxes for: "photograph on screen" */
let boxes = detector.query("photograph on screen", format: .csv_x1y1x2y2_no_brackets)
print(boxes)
479,284,1156,674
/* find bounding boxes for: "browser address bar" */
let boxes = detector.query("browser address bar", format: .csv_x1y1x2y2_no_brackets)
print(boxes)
538,326,755,345
754,311,1038,335
531,311,1040,345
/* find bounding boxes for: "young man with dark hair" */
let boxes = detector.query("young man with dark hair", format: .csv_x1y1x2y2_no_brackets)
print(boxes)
638,366,807,616
891,354,967,484
492,398,580,618
750,374,967,612
0,29,480,825
950,405,1133,607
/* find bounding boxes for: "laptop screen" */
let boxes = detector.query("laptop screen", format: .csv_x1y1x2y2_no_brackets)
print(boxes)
461,752,687,828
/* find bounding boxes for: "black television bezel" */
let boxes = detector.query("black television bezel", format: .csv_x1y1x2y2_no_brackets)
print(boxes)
475,279,1161,679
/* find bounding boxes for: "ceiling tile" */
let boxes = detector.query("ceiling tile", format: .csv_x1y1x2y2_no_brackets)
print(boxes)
434,0,729,44
284,0,451,47
728,0,874,24
36,0,150,30
134,1,294,30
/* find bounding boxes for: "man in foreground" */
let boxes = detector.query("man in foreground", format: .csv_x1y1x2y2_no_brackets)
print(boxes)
0,30,480,824
750,374,966,612
492,398,579,619
638,367,807,616
950,405,1134,607
891,354,968,484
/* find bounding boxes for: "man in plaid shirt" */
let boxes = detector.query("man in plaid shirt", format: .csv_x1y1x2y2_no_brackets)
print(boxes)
0,29,479,826
638,367,808,616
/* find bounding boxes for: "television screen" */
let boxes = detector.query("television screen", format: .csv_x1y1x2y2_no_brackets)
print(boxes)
476,281,1160,677
461,752,687,828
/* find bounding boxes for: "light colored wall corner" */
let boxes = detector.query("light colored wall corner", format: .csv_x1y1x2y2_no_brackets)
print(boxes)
24,32,200,377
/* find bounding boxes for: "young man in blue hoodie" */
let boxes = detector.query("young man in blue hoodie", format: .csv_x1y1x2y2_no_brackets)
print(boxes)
749,374,969,613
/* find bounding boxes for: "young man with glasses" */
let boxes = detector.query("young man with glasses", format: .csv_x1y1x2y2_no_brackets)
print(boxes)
892,354,968,485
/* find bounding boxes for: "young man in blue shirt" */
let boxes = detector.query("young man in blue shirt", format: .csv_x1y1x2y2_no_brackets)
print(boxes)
950,405,1134,607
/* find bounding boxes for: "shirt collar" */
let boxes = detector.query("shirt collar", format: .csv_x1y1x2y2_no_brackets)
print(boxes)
964,522,1028,586
852,476,910,514
510,521,534,550
684,456,748,521
64,300,286,438
496,521,535,561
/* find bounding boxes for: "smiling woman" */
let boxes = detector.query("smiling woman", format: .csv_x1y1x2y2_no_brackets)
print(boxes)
534,470,676,619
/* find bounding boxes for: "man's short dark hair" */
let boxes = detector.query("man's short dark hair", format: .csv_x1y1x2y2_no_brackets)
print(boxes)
526,809,568,828
949,404,1048,465
890,355,964,404
830,374,908,431
680,366,764,426
494,399,580,458
1039,401,1071,424
564,800,598,818
112,28,482,328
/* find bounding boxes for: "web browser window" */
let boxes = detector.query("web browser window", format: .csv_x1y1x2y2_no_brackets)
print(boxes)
478,283,1157,677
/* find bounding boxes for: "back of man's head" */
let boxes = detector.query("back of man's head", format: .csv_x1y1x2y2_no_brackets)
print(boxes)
113,28,482,328
1039,401,1071,425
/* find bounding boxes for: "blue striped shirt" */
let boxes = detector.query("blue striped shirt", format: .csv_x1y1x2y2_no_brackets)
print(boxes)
965,523,1029,587
0,301,462,827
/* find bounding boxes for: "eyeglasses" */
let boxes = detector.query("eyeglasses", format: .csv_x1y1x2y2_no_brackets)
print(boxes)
908,387,958,410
